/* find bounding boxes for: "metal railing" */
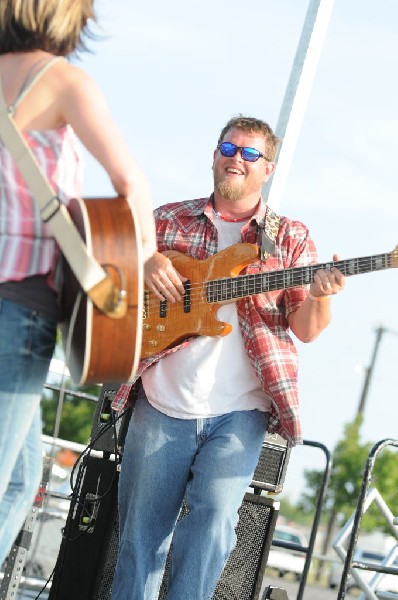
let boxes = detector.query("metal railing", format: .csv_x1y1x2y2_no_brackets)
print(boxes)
269,439,333,600
336,439,398,600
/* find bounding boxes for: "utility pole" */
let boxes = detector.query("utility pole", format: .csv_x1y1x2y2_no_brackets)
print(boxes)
356,326,386,416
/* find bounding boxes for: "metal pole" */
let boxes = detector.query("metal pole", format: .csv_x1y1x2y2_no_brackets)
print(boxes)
263,0,336,211
356,326,385,416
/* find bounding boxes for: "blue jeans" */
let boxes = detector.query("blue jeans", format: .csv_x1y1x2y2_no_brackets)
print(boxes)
0,298,56,567
112,389,269,600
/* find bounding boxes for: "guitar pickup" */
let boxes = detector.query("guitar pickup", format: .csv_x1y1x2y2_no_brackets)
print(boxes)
157,280,191,318
159,300,167,318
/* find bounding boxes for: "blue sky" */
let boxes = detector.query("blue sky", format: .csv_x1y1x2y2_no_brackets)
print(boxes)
75,0,398,503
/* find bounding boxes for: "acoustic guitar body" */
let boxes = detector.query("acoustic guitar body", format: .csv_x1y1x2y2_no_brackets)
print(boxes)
60,196,142,386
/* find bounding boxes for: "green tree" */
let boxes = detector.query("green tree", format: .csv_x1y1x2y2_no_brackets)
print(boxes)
300,417,371,518
300,416,398,530
368,448,398,530
279,495,315,527
41,383,100,445
299,415,398,579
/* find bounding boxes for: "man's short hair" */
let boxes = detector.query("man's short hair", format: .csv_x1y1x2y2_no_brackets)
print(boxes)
217,115,280,161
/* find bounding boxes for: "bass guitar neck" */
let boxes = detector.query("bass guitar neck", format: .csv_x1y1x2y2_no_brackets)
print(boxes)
141,242,398,359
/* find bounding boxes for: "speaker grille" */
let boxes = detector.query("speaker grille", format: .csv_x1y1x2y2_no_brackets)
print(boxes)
48,456,119,600
251,436,291,493
90,515,119,600
214,494,277,600
159,493,278,600
50,438,281,599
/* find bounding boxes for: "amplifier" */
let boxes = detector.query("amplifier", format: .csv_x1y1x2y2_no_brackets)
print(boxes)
251,434,291,494
90,387,291,496
89,384,132,455
50,394,289,599
48,455,119,600
49,469,279,600
159,493,279,600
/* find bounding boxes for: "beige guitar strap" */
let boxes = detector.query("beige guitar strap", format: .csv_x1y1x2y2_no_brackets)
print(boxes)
0,60,123,316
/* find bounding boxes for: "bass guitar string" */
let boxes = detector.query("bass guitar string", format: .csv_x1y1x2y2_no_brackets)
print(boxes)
143,253,392,314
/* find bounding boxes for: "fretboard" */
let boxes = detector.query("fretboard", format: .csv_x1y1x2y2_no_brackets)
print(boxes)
206,252,392,303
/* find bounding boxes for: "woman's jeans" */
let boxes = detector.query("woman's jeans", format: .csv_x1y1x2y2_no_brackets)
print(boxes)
0,298,56,567
112,390,269,600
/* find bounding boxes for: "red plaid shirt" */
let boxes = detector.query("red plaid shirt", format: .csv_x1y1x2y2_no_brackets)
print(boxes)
112,196,319,446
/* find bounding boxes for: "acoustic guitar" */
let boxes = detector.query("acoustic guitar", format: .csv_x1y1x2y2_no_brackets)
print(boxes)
141,242,398,359
60,196,142,386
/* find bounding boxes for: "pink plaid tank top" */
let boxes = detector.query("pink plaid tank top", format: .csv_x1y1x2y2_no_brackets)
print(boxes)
0,59,83,289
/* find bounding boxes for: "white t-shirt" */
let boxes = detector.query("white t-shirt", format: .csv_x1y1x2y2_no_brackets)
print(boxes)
141,214,272,418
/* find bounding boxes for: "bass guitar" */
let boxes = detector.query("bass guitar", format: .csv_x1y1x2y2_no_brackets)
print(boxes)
60,196,142,386
141,242,398,359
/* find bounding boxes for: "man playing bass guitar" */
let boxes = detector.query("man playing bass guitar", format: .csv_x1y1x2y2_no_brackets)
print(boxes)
112,115,345,600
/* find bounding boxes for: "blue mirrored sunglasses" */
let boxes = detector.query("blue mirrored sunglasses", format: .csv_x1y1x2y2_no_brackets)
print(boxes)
217,142,270,163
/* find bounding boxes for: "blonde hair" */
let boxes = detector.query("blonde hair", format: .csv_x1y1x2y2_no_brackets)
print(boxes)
0,0,96,55
217,115,280,161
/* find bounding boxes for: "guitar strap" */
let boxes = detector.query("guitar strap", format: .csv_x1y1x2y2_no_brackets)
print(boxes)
261,205,280,260
0,59,123,317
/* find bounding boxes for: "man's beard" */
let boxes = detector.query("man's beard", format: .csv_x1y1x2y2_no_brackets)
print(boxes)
214,177,244,202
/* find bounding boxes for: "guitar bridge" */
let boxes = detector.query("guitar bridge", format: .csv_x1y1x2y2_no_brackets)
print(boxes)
183,280,191,313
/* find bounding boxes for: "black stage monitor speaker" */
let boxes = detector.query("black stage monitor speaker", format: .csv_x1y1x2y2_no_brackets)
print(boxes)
49,397,285,599
49,455,119,600
212,494,278,600
251,434,291,494
49,467,279,600
89,384,132,455
158,493,279,600
90,386,290,493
